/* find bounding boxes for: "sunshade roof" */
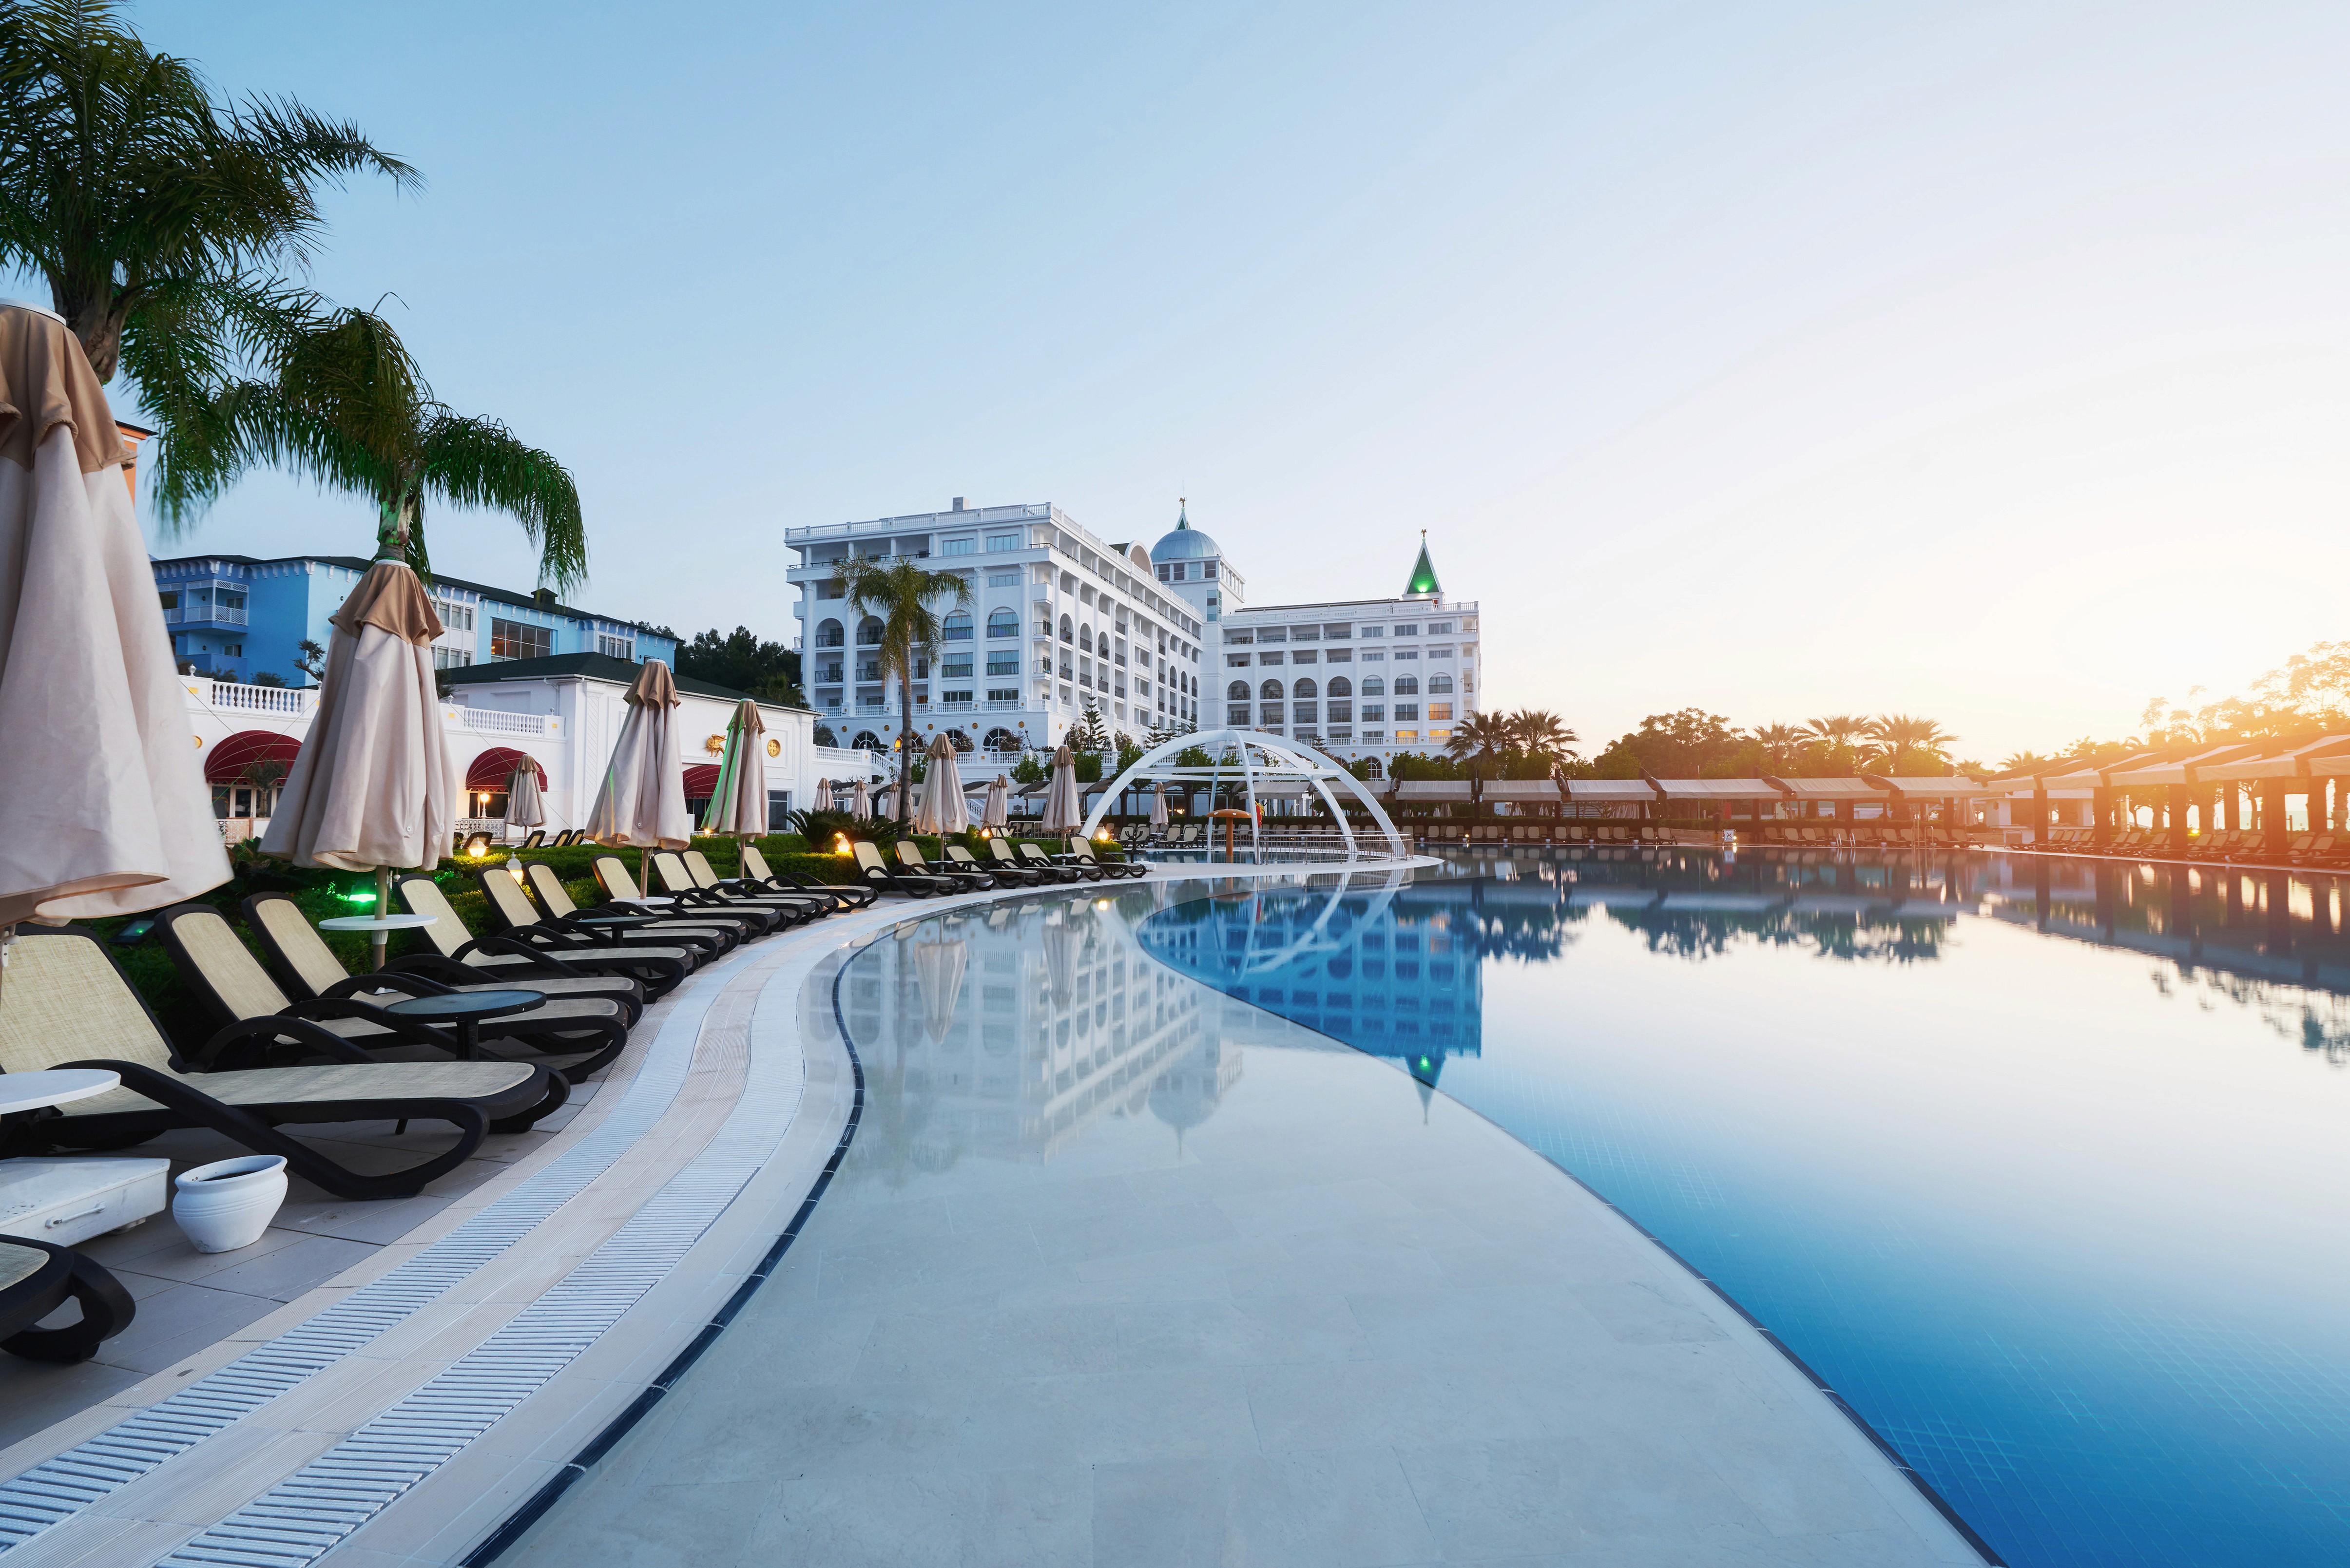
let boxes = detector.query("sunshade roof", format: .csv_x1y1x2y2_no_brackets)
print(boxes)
1481,780,1562,801
2196,737,2350,782
1868,774,2003,799
1564,779,1662,801
1394,781,1473,801
1761,777,1881,798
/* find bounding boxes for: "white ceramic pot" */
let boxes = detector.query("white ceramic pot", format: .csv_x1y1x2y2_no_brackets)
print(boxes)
172,1155,288,1253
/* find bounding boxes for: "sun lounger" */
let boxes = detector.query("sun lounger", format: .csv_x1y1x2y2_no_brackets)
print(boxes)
736,843,878,910
1063,839,1146,878
656,851,829,928
0,926,563,1199
0,1235,135,1364
678,849,837,919
950,843,1041,884
517,829,546,849
641,854,791,935
853,840,956,896
508,863,730,966
404,860,700,992
898,841,994,888
1023,841,1104,880
155,903,630,1084
993,839,1076,882
243,892,645,1026
591,857,768,944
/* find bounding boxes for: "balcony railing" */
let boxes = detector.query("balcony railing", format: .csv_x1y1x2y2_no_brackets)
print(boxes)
185,679,316,717
449,706,553,736
163,603,250,626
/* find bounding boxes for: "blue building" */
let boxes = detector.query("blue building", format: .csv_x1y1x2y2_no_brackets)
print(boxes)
150,554,677,687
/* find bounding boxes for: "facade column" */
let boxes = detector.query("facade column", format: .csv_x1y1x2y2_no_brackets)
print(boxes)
2166,783,2191,858
2263,782,2289,860
2032,784,2049,845
2092,786,2114,848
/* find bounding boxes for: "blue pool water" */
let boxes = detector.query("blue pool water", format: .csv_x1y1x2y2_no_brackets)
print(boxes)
1136,850,2350,1568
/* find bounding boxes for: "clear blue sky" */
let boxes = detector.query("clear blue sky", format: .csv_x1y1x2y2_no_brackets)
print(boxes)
99,1,2350,762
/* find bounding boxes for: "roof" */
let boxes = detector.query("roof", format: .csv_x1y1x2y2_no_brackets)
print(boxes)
1149,501,1218,562
1481,779,1562,801
1762,776,1882,798
1868,774,2003,799
1565,779,1663,801
146,551,672,638
2195,735,2350,782
1645,776,1781,800
1394,781,1473,801
1404,535,1441,598
438,651,810,711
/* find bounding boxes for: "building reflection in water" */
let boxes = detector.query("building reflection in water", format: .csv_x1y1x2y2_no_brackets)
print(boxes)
835,889,1246,1188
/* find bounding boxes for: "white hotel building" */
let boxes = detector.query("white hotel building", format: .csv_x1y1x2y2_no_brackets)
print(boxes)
786,501,1207,755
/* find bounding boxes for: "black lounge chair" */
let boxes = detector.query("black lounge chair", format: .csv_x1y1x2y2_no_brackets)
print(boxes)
1022,841,1103,881
657,851,829,927
407,871,703,994
897,841,993,889
1062,838,1146,879
508,863,731,966
949,843,1041,885
991,839,1075,883
738,843,877,910
853,840,954,896
680,849,840,918
242,891,645,1026
0,1236,135,1364
0,927,563,1200
155,904,630,1085
592,856,772,944
516,829,547,849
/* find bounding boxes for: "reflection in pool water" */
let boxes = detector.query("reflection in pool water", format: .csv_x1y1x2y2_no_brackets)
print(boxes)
1139,850,2350,1568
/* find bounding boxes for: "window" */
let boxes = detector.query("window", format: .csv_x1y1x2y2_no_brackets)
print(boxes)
987,688,1020,704
1361,650,1384,663
1291,677,1317,699
1203,562,1217,579
818,579,843,600
1428,674,1453,693
1288,626,1318,642
597,633,635,659
433,596,476,631
942,689,973,705
816,618,845,647
1224,630,1252,645
1293,701,1316,724
1226,653,1251,668
987,608,1018,637
939,536,976,555
1327,677,1351,698
857,616,884,645
1228,705,1250,724
1428,645,1454,659
1079,625,1095,653
1228,680,1250,700
489,618,550,661
1393,728,1418,743
1258,650,1283,666
1259,703,1283,725
157,589,178,612
1328,700,1352,722
987,651,1019,676
942,612,973,640
433,646,473,670
1363,705,1386,721
1361,625,1384,637
1392,649,1418,661
1257,628,1286,644
1325,648,1351,664
817,661,843,683
942,655,972,678
1362,676,1386,696
1323,624,1351,639
987,570,1021,587
985,531,1019,551
1394,703,1419,721
1290,650,1316,665
1429,704,1453,720
1059,615,1075,643
1393,675,1419,695
1394,624,1419,636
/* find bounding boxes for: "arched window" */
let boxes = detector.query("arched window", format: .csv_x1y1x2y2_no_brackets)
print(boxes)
1059,615,1074,643
1259,679,1282,700
856,616,883,646
1393,675,1419,696
982,727,1021,751
1428,674,1453,694
1079,626,1094,653
1228,681,1250,700
987,608,1018,638
942,612,973,641
944,728,974,752
1358,758,1384,779
1328,676,1351,697
1291,677,1317,699
1362,676,1385,696
816,618,844,648
851,731,884,750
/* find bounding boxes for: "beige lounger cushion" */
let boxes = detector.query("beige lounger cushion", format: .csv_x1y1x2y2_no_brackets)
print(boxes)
59,1060,539,1120
0,1242,47,1293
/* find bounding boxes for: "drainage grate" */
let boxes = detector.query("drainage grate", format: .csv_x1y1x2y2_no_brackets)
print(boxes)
0,955,746,1557
154,966,810,1568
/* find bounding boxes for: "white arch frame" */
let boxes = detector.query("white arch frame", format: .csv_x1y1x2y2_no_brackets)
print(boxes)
1079,727,1408,860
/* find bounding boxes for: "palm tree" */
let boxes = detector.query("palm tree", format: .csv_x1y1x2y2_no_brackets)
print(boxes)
1444,711,1514,803
202,306,586,590
1800,715,1868,750
0,1,415,386
1752,723,1803,767
1867,714,1956,772
1505,709,1579,768
2000,750,2055,775
835,555,974,823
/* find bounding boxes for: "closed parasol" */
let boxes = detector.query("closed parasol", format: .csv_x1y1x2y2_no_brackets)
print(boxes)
586,659,691,852
1041,745,1081,835
700,699,768,838
0,303,227,926
915,733,967,835
982,774,1010,833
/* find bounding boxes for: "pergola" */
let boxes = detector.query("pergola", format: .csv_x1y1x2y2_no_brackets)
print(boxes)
1995,736,2350,854
1080,728,1408,859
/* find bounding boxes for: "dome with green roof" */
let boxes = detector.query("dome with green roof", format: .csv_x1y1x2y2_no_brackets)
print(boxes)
1150,499,1218,563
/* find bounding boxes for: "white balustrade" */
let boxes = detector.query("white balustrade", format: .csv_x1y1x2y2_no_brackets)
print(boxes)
446,706,554,736
187,680,316,717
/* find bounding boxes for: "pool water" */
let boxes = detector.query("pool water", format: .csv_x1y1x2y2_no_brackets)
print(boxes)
1137,850,2350,1568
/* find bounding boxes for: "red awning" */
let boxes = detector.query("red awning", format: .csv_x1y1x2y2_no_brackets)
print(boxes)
682,763,721,797
464,746,548,791
204,729,301,785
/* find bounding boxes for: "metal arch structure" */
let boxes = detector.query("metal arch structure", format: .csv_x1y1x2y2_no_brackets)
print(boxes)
1078,727,1409,860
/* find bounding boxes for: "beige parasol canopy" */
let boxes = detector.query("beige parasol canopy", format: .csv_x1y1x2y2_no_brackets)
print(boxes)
585,659,691,849
813,777,834,812
1042,745,1082,835
1150,781,1170,827
915,733,968,835
0,304,228,922
982,774,1010,832
700,699,768,838
850,777,870,819
505,761,544,831
913,930,968,1045
261,560,455,876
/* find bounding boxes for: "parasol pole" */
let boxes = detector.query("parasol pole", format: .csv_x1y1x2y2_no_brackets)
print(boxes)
372,865,392,971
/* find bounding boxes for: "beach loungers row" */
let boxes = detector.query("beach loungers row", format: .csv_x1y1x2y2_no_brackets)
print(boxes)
2039,825,2350,867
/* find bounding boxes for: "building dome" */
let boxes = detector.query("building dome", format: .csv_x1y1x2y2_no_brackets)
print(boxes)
1149,500,1218,563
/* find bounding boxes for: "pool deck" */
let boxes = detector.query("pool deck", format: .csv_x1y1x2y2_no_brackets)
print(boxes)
0,861,1986,1567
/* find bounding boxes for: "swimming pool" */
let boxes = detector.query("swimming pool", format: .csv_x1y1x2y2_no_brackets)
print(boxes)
1137,849,2350,1567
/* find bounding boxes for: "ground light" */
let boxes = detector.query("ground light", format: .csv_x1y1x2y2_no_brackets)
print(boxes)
506,856,525,883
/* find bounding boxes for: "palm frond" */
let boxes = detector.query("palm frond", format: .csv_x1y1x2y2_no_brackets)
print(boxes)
417,411,585,593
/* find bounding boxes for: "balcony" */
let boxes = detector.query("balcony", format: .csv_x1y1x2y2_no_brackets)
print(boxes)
185,679,315,717
449,706,554,737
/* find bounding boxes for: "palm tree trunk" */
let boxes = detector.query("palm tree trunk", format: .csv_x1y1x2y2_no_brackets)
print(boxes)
898,673,915,825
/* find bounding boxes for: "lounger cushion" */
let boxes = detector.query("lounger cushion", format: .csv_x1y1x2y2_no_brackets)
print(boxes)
58,1059,541,1121
0,1243,45,1294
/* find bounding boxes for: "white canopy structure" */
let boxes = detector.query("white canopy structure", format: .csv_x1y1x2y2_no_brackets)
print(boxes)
1080,728,1408,859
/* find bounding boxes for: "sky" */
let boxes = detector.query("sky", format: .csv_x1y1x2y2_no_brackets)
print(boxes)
79,1,2350,764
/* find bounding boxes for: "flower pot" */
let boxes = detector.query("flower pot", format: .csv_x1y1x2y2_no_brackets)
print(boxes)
172,1155,288,1253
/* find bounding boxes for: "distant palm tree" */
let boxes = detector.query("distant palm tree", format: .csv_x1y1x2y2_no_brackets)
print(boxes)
1506,708,1579,767
2000,750,2055,774
0,0,415,435
1444,711,1514,792
1868,714,1956,770
211,306,586,590
1752,723,1803,766
836,555,974,822
1801,715,1868,750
